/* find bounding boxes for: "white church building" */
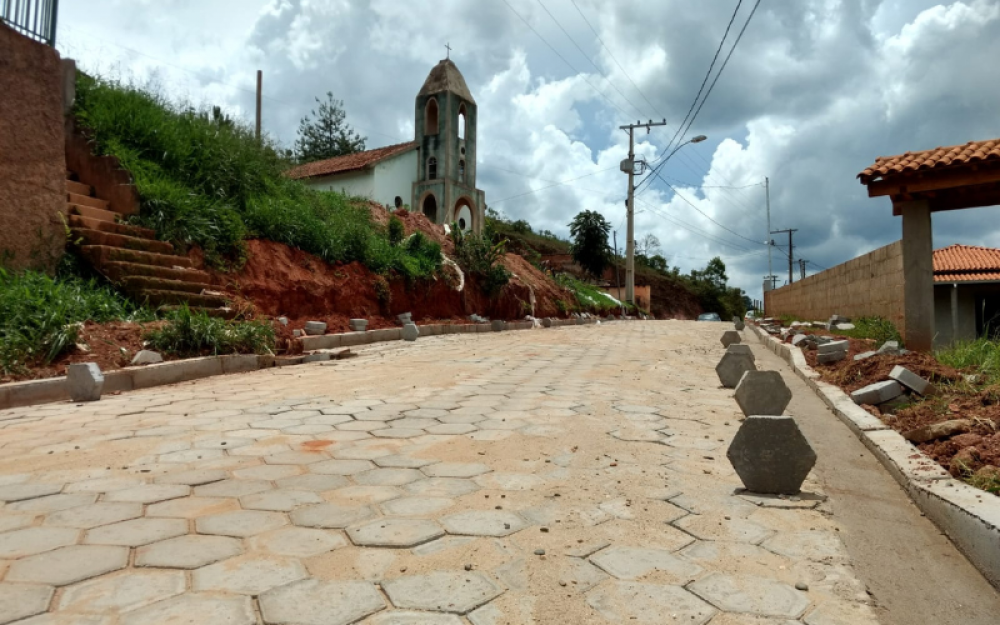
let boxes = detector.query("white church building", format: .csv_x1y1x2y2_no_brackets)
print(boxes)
288,59,486,234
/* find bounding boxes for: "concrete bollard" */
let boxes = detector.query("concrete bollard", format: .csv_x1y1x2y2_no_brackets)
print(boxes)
67,363,104,402
727,415,816,494
733,370,791,417
542,318,552,328
491,320,505,332
401,323,420,342
716,345,757,389
349,319,368,332
720,330,742,348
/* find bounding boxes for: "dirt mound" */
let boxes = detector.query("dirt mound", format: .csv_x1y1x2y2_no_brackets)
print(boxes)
501,253,575,318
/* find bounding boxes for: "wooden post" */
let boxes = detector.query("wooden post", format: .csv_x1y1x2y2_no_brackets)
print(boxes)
255,70,262,141
899,199,934,351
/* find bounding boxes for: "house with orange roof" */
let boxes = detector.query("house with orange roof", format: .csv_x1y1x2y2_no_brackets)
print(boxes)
934,244,1000,344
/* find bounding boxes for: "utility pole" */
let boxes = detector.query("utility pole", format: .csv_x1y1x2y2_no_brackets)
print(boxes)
765,177,773,289
799,259,807,280
770,228,798,285
620,119,668,304
255,70,262,141
613,230,623,314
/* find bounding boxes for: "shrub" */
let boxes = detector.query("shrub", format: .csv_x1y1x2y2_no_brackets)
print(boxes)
144,305,275,357
0,268,152,374
450,226,511,297
388,216,405,246
73,76,440,278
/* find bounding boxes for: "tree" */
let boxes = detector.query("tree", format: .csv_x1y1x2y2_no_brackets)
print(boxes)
295,92,366,163
569,210,611,279
635,234,661,258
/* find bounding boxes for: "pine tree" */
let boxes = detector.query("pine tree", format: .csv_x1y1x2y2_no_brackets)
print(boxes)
569,210,612,279
294,92,366,163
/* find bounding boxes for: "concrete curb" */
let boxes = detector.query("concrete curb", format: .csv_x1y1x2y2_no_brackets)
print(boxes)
0,318,605,411
748,323,1000,589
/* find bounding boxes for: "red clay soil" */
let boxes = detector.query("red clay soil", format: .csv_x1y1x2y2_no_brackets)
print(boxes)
773,324,1000,487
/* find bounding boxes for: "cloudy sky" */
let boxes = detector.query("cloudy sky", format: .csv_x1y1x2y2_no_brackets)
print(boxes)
57,0,1000,299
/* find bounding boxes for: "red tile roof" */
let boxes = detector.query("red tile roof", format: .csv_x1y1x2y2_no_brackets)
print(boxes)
859,138,1000,184
286,141,417,180
934,244,1000,283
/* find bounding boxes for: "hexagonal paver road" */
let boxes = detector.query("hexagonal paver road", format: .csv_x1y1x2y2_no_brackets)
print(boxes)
382,571,502,614
260,579,385,625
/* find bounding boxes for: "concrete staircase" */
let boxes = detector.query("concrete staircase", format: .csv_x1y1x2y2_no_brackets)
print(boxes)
66,171,232,315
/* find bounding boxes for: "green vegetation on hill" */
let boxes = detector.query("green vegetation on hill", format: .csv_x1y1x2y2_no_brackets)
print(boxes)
73,76,440,277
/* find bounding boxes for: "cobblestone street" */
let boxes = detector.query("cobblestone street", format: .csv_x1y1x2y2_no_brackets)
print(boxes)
0,322,886,624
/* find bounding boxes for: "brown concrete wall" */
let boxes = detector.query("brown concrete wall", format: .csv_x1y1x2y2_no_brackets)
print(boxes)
764,240,905,336
0,23,68,272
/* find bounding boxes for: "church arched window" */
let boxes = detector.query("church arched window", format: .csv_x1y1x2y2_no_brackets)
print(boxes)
425,98,439,135
458,104,466,140
428,157,437,180
459,159,465,183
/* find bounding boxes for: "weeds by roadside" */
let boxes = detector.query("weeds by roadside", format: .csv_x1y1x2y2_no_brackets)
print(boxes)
144,305,275,358
553,274,619,313
936,337,1000,385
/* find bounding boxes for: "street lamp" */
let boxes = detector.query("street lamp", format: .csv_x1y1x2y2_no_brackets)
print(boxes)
625,134,708,305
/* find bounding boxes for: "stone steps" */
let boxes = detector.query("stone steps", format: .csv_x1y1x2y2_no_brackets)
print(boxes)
68,215,157,240
71,227,175,255
79,245,193,269
66,179,93,196
69,203,118,222
101,261,210,284
119,275,213,295
67,191,109,210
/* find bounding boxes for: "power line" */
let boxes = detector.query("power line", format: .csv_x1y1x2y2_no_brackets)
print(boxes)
490,165,620,204
500,0,633,119
535,0,645,118
634,198,755,253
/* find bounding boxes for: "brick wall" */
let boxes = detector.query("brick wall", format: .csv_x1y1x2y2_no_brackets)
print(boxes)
764,240,905,335
0,23,67,272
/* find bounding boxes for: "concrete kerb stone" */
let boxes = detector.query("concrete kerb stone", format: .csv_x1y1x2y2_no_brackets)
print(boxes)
747,322,1000,590
67,363,104,402
402,323,420,342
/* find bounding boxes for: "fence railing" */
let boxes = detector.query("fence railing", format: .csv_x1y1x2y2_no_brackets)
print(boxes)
1,0,58,46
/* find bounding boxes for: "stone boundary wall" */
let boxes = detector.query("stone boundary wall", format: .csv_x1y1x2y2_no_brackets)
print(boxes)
764,241,905,335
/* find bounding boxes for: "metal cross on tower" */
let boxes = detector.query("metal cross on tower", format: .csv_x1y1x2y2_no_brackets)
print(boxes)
445,42,452,59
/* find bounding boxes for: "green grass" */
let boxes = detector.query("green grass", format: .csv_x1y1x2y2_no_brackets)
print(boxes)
936,337,1000,385
553,274,620,313
0,267,154,375
144,305,275,358
777,314,902,346
73,75,441,277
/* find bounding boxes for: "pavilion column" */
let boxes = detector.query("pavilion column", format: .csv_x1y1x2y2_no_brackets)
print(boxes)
899,199,935,351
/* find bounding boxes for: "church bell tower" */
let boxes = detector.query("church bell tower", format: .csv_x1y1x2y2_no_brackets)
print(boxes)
412,59,484,234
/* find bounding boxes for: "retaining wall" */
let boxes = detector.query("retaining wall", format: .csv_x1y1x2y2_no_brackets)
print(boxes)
764,240,905,335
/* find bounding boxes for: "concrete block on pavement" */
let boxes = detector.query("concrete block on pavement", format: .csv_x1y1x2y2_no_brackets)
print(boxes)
720,331,742,348
304,321,326,336
491,320,504,332
853,351,877,361
889,365,932,395
67,363,103,402
817,340,850,355
790,334,809,347
850,380,904,405
543,318,552,328
734,370,791,417
817,351,847,364
716,349,756,389
131,350,163,365
727,415,816,495
402,323,419,342
349,319,368,332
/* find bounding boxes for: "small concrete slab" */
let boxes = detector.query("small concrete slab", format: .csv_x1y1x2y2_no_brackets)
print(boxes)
135,534,243,569
0,526,80,559
192,554,308,595
889,365,932,395
68,362,104,402
586,582,716,624
817,340,849,355
422,462,491,478
734,371,792,417
347,518,445,547
440,510,528,536
195,510,287,537
260,579,386,625
0,582,54,624
84,517,188,546
688,572,809,619
853,350,877,361
118,596,255,625
131,350,163,365
817,351,847,364
250,527,348,558
716,349,757,389
7,545,127,586
850,380,904,405
720,330,742,348
589,545,702,581
58,569,185,613
382,571,502,614
727,415,816,495
291,502,376,528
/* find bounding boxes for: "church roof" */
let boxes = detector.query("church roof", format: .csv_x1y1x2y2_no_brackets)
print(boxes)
286,141,417,180
418,59,475,104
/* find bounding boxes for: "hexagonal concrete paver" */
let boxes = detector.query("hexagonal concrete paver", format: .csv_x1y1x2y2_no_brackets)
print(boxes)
195,510,287,537
0,483,62,502
347,518,445,547
762,530,848,562
727,415,816,495
0,526,79,559
381,497,455,517
146,496,237,519
103,484,190,504
135,534,244,569
291,502,377,528
422,463,491,478
803,599,879,624
354,468,425,486
58,569,186,613
733,371,792,418
250,527,348,558
404,478,480,498
0,582,53,624
382,571,502,614
277,473,350,492
232,464,303,481
8,493,97,513
688,573,810,619
374,428,427,439
240,489,323,512
365,611,464,624
192,555,308,595
84,517,188,547
193,479,273,498
373,455,438,469
260,579,386,625
119,593,256,625
558,557,609,593
440,511,528,537
586,582,716,624
310,459,376,475
673,514,773,544
589,546,702,581
154,468,227,486
473,473,546,491
6,545,128,586
426,423,478,435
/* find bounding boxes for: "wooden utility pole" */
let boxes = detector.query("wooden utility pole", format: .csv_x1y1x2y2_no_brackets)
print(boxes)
613,230,622,315
620,119,668,304
771,228,798,285
255,70,262,141
799,258,807,280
